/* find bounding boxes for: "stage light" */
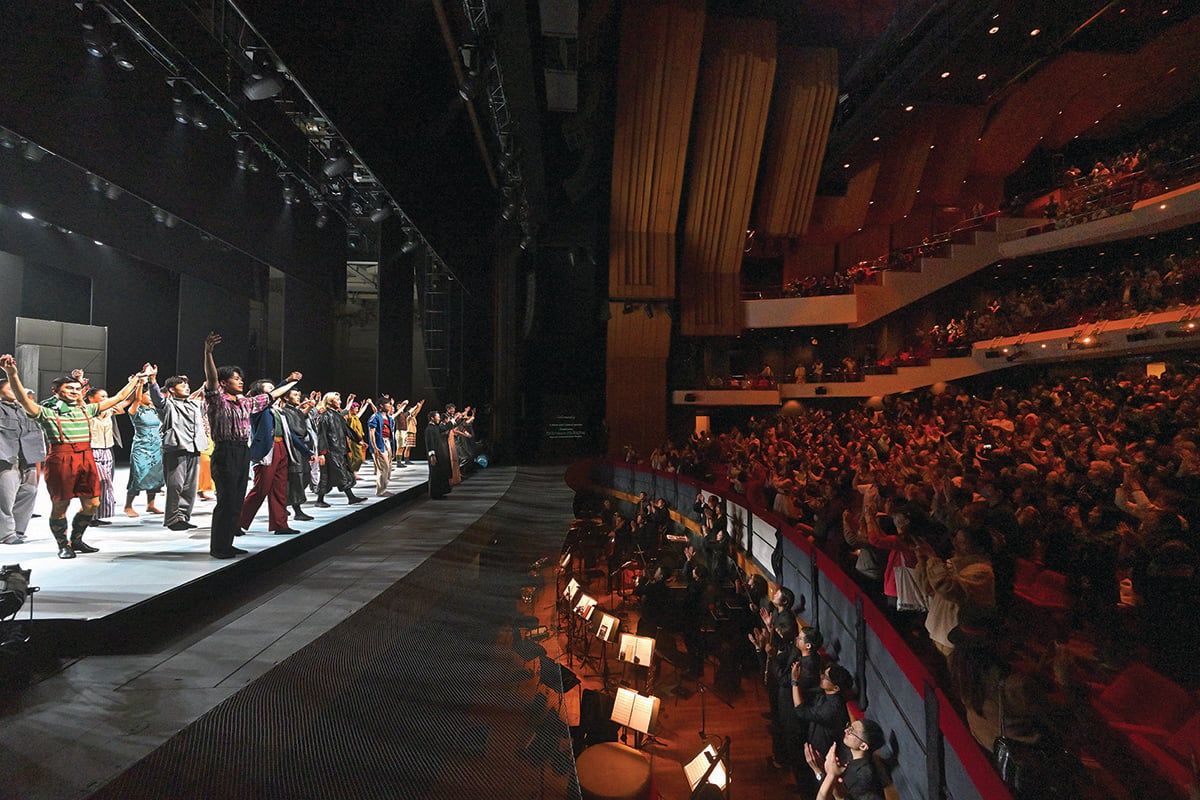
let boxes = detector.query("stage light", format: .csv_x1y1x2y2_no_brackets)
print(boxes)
87,173,106,193
322,146,352,178
314,203,330,229
519,233,535,250
22,142,46,162
369,198,392,223
234,139,252,170
189,93,211,129
0,129,18,150
79,1,107,31
400,230,420,254
110,28,136,71
18,212,34,220
280,174,298,205
243,51,284,101
171,84,190,124
459,75,479,102
501,202,517,221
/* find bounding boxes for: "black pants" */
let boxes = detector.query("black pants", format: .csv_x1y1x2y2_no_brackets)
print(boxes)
210,441,250,553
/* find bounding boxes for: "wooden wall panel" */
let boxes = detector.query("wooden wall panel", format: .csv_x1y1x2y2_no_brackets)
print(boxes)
865,115,936,227
608,0,705,300
782,242,837,283
919,106,987,206
803,161,881,245
837,225,890,273
891,202,937,251
972,51,1111,178
605,305,673,455
679,17,778,337
755,48,839,237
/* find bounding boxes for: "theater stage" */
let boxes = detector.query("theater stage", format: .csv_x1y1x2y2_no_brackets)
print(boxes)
6,461,430,653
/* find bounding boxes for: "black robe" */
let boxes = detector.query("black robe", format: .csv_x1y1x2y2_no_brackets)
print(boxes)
424,420,452,498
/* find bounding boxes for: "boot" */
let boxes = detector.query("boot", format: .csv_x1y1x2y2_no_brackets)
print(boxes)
345,489,366,505
50,518,75,559
70,513,100,553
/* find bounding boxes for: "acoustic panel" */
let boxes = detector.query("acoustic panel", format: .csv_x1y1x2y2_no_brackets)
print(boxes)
679,17,777,336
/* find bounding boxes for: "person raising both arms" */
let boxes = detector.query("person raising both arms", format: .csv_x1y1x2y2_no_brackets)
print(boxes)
0,354,147,559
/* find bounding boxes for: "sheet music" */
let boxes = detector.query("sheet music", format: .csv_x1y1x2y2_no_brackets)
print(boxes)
684,745,725,789
629,694,659,734
611,686,636,725
564,578,580,600
597,613,619,642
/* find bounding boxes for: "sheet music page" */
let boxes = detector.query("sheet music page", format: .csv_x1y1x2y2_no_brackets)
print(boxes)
629,694,659,734
598,613,619,642
618,633,636,663
634,636,654,665
611,686,636,725
683,746,716,789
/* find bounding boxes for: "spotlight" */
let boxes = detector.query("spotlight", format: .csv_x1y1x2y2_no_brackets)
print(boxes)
189,93,211,129
87,173,106,193
243,51,284,101
110,28,136,71
280,174,298,205
459,75,479,102
519,233,535,250
22,142,46,162
18,212,35,220
321,146,352,178
234,139,252,170
400,230,420,254
369,197,391,223
0,129,19,150
170,84,190,124
314,203,330,229
104,183,122,200
152,207,178,227
79,1,107,30
501,202,517,221
80,2,113,58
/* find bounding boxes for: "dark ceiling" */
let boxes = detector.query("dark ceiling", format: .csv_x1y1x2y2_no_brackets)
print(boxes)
236,0,1200,272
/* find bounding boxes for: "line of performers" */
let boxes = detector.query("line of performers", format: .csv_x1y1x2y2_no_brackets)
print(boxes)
0,333,477,560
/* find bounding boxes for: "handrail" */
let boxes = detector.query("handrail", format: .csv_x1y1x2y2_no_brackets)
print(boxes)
579,460,1013,800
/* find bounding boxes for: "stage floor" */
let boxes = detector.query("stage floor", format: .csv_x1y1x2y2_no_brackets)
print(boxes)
7,460,428,621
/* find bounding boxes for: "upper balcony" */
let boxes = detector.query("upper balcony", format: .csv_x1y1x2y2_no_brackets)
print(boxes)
742,164,1200,331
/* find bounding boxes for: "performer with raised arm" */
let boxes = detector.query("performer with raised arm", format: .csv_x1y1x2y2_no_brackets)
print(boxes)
0,354,145,558
0,372,46,546
398,398,424,467
367,397,395,496
312,392,365,507
202,332,301,559
146,365,208,531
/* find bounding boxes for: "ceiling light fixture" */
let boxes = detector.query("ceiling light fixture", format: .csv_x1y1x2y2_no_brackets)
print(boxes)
1030,28,1041,36
904,105,914,112
940,71,950,78
988,26,1000,34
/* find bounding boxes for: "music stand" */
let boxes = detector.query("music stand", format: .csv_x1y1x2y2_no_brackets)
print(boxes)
683,737,731,799
539,654,581,711
594,613,620,689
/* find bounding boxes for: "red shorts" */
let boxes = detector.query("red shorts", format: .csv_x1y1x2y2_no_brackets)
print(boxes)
44,443,101,501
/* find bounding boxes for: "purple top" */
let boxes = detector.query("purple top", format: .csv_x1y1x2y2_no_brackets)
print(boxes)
205,388,270,443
